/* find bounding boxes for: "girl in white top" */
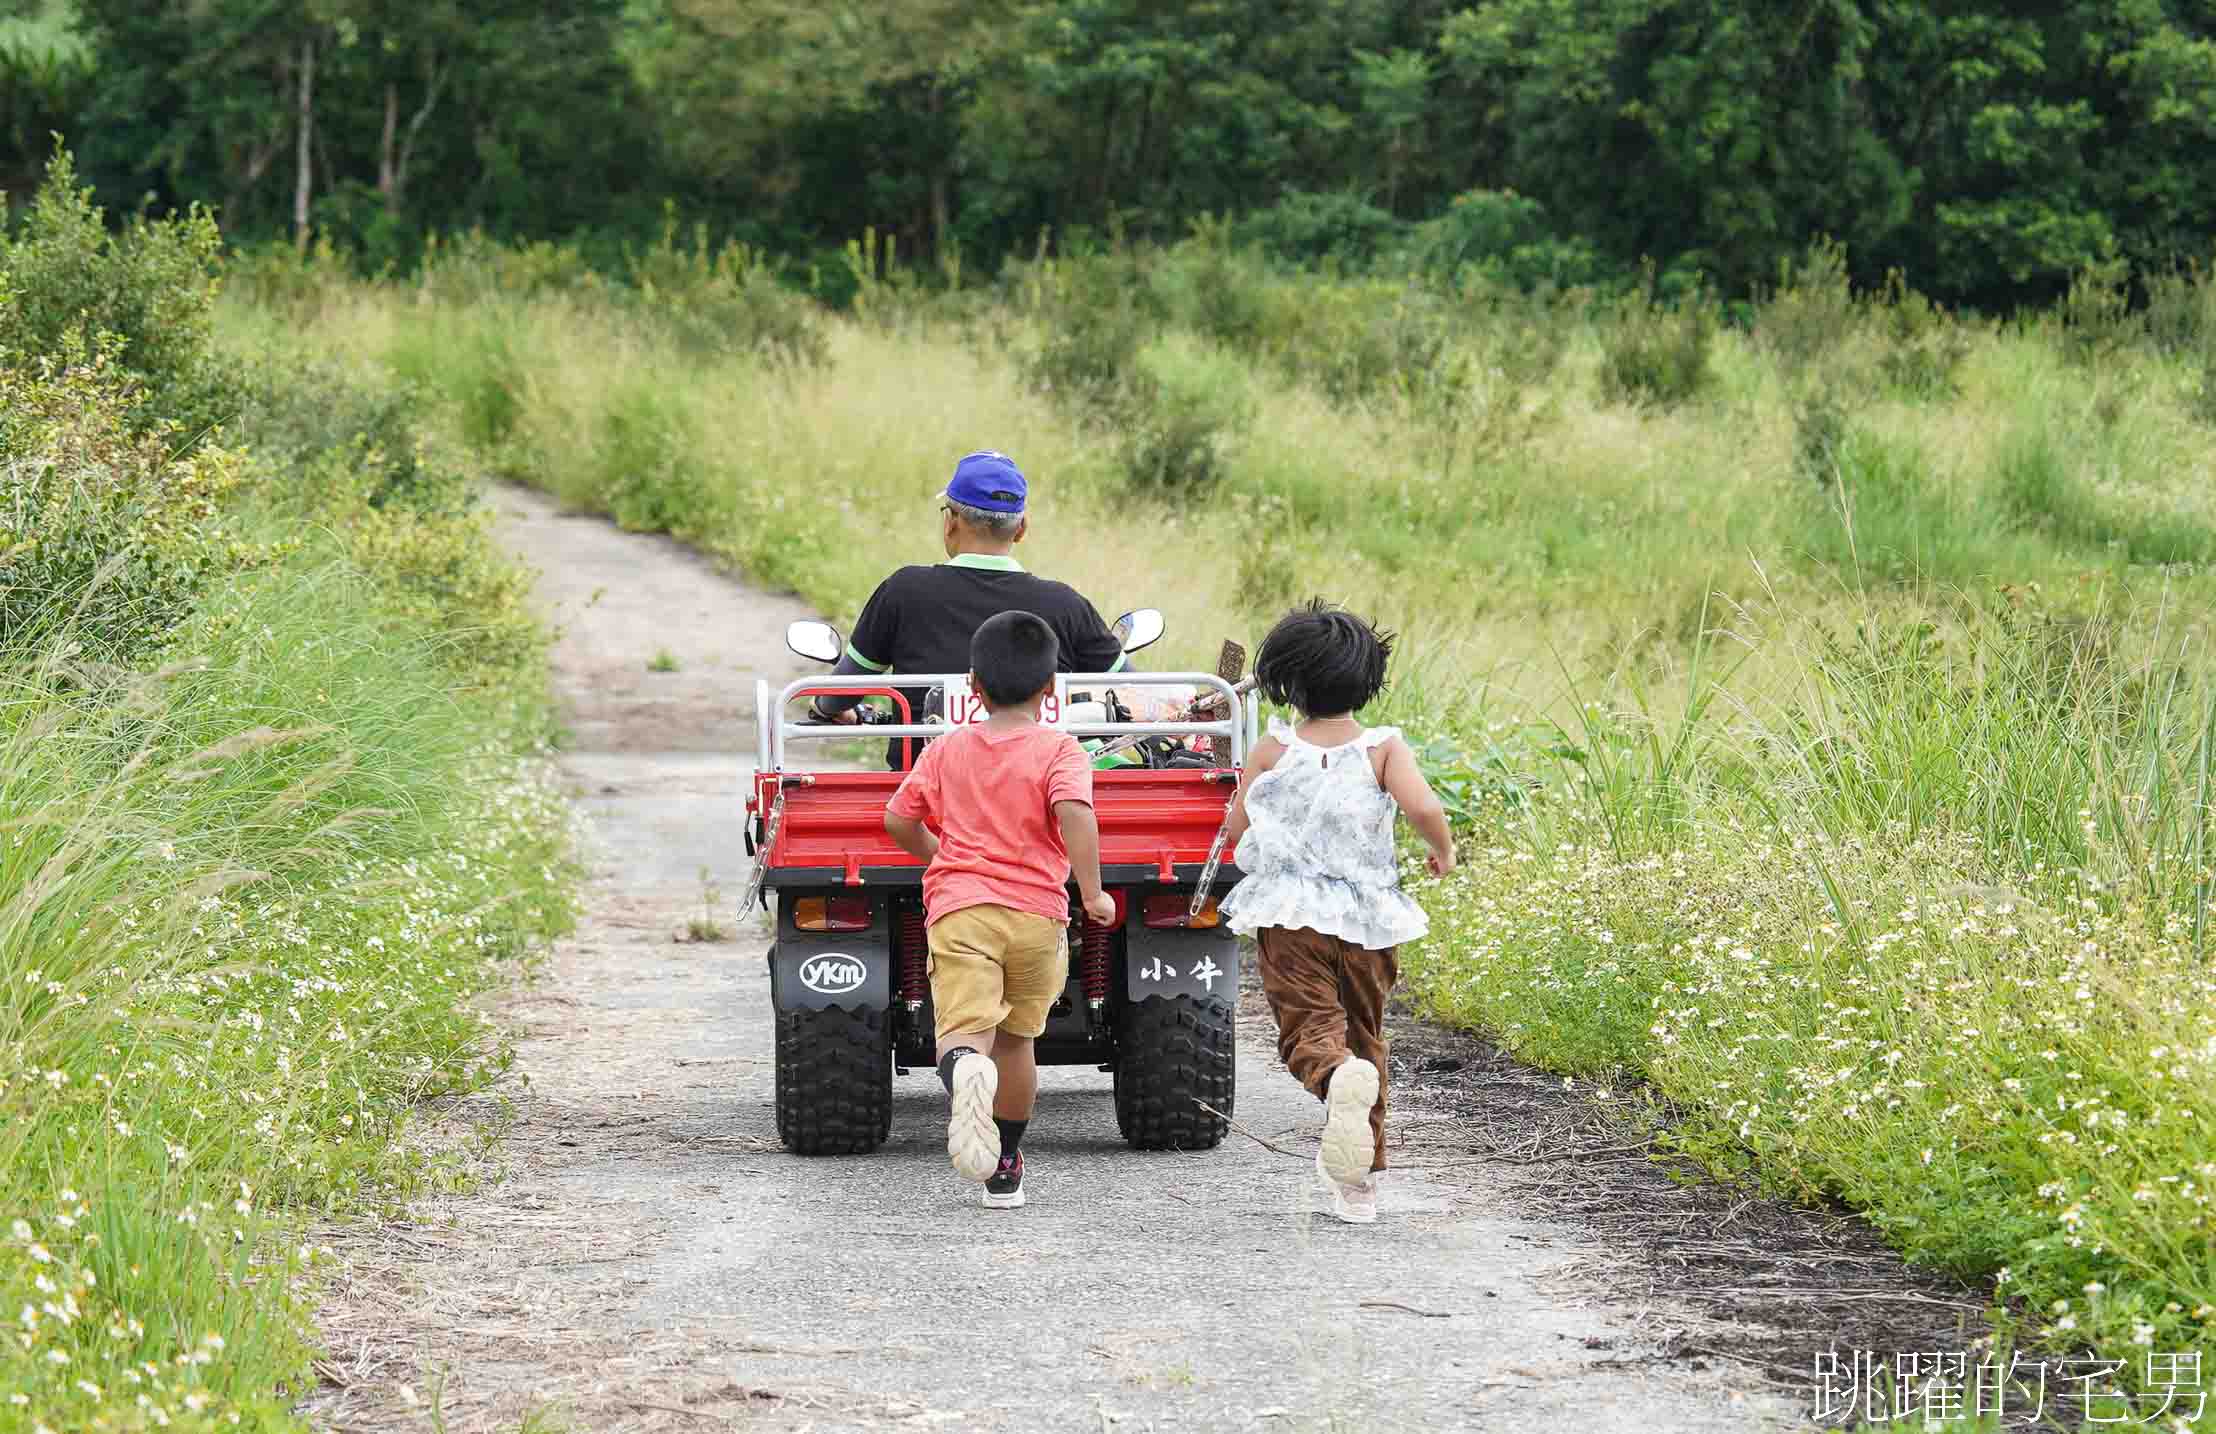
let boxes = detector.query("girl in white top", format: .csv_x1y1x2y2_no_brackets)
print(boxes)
1218,600,1455,1224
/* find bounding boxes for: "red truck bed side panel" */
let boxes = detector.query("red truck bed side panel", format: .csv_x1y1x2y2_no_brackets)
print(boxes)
758,768,1233,876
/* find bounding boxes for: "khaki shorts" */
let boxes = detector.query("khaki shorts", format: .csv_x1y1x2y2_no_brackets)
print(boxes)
928,904,1070,1041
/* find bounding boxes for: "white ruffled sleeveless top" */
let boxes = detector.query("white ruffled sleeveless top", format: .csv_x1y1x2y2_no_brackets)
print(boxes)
1218,720,1430,950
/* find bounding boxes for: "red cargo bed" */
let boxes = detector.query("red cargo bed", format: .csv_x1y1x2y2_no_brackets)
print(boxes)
751,766,1239,889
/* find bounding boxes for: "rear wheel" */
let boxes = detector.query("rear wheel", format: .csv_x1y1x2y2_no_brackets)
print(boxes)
774,1005,892,1155
1113,994,1234,1150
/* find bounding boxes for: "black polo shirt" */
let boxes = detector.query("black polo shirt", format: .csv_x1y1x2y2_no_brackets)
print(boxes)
846,554,1128,762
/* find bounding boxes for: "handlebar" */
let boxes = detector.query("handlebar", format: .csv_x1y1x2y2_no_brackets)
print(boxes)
800,686,918,765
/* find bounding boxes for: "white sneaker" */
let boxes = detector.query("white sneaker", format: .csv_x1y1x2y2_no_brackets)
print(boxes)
1318,1056,1380,1186
946,1052,1001,1183
1316,1147,1379,1225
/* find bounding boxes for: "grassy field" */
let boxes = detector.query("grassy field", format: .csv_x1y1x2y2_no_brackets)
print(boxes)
2,165,576,1431
231,234,2216,1421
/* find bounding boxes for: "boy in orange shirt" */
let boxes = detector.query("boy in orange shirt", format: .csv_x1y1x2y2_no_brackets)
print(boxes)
884,610,1116,1207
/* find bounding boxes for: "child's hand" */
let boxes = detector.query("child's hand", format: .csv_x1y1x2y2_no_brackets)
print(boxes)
1082,889,1116,927
1427,844,1457,878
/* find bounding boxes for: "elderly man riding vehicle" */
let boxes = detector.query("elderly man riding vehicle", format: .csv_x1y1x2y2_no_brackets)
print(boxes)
805,451,1144,766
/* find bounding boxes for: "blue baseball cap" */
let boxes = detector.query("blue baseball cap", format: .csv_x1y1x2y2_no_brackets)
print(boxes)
944,450,1027,514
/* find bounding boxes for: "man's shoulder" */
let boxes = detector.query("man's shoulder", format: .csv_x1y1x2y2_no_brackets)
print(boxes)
874,564,942,594
1012,570,1083,596
1007,571,1097,615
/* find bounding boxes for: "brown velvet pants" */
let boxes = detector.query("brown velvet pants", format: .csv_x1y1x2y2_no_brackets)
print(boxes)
1254,926,1398,1173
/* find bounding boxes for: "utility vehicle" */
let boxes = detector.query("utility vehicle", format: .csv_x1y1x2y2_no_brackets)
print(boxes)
743,612,1254,1155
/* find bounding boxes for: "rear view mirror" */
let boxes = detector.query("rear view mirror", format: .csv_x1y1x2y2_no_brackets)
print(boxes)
1113,608,1165,654
785,620,843,665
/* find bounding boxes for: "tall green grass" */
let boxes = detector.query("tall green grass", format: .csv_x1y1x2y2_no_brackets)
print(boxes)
1409,596,2216,1412
267,239,2216,698
0,563,574,1431
1,151,577,1429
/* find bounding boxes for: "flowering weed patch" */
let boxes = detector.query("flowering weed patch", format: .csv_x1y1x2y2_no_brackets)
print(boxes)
1405,606,2216,1421
0,566,575,1432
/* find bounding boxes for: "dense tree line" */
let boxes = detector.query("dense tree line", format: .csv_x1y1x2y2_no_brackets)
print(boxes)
10,0,2216,304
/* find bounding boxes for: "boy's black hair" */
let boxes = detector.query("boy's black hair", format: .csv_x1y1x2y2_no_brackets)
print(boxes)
1253,598,1393,717
971,610,1060,706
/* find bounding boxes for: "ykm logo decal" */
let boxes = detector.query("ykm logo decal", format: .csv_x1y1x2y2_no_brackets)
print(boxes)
799,954,867,996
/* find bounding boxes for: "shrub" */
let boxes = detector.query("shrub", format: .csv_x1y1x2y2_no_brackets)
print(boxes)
386,308,528,451
0,356,265,658
2146,260,2216,430
231,349,467,513
222,235,362,327
1598,280,1716,409
1021,249,1156,410
1232,528,1303,616
587,376,729,535
1116,335,1254,492
2190,349,2216,430
2055,255,2139,366
0,146,232,430
1408,189,1609,294
2142,259,2216,357
338,501,546,684
1427,303,1569,468
1755,237,1859,379
1274,279,1458,403
1152,219,1276,351
417,229,606,303
1874,270,1971,401
623,217,829,367
1792,386,1853,486
1232,189,1406,272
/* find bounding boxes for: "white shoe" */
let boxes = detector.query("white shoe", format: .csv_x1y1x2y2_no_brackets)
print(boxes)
946,1052,1001,1183
1319,1056,1380,1186
1316,1147,1379,1225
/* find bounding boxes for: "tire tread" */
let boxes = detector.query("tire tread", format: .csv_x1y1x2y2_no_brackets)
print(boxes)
1114,995,1235,1150
775,1004,892,1155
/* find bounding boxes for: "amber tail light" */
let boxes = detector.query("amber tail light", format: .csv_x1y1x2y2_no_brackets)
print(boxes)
792,896,871,931
1141,893,1219,929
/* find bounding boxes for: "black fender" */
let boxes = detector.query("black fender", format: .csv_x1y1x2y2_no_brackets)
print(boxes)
1123,919,1238,1003
768,895,892,1012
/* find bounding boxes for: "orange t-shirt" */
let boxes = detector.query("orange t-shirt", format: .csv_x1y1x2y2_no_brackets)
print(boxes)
887,722,1094,924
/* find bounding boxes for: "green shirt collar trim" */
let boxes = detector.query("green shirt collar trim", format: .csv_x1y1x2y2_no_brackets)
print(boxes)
943,553,1025,573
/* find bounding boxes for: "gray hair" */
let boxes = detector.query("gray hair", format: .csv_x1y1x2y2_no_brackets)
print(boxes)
945,499,1023,539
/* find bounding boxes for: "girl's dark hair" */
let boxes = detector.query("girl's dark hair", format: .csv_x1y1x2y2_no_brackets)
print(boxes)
1253,599,1393,717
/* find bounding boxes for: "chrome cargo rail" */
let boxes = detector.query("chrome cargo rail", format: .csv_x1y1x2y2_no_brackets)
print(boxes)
754,671,1257,771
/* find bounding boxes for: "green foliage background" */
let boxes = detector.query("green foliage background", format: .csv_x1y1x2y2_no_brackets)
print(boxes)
14,0,2216,305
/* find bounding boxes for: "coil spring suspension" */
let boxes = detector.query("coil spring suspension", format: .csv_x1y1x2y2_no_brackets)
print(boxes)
1078,919,1113,1007
897,906,928,1007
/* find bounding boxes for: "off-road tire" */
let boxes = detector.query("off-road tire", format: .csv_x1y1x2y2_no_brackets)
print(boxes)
774,1004,892,1155
1113,994,1234,1150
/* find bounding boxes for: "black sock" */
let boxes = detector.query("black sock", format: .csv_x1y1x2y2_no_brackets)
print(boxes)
995,1117,1027,1158
937,1047,978,1095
